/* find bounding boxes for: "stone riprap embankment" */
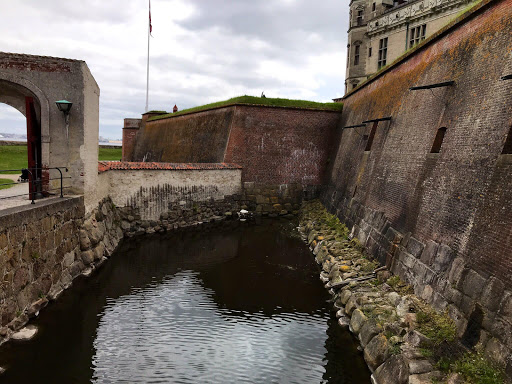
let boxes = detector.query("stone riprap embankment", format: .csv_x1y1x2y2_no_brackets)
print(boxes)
299,200,507,384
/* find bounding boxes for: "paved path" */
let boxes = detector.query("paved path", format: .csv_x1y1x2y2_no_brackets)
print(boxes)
0,174,31,210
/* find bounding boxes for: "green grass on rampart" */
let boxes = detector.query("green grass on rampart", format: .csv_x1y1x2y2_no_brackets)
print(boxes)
148,95,343,121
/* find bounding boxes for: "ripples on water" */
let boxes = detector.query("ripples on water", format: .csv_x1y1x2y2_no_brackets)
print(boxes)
0,220,370,383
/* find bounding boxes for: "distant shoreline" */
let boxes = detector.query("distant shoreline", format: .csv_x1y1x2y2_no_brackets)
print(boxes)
0,140,121,148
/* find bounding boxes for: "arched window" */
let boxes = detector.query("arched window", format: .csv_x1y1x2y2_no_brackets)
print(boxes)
430,127,447,153
502,125,512,154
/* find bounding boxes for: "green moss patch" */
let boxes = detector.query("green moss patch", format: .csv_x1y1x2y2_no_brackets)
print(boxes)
148,95,343,121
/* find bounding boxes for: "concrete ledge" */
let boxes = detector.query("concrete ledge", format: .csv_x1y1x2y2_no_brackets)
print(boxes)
0,196,84,226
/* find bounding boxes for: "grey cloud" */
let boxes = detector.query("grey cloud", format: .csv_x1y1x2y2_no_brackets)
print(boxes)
0,0,349,139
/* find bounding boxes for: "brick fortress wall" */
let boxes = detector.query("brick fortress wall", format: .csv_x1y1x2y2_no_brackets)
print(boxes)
322,0,512,370
126,104,341,190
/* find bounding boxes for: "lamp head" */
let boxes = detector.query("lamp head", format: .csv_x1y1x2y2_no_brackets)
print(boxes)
55,100,73,115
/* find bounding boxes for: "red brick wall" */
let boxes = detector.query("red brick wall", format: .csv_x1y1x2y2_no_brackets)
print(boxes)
131,108,235,163
122,118,142,161
326,0,512,285
122,128,138,162
224,105,341,185
130,105,341,186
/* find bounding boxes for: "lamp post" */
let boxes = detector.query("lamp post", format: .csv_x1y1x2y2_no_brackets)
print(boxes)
55,100,73,138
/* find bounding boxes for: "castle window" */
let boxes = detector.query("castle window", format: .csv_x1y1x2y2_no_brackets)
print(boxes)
354,45,360,65
410,24,427,48
502,126,512,154
349,10,352,27
372,2,376,11
357,10,363,26
365,122,379,151
347,44,350,68
378,38,388,69
430,127,447,153
369,47,372,57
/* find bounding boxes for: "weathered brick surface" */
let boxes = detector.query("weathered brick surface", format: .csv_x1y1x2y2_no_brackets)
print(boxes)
128,104,341,186
325,0,512,286
224,105,341,185
322,0,512,361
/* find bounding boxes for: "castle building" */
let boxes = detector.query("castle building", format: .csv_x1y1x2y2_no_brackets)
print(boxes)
345,0,475,93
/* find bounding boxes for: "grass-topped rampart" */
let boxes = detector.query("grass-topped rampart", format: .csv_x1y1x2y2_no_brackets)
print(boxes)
148,95,343,121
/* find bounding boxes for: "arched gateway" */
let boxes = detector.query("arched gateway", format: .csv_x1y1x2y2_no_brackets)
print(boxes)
0,52,99,210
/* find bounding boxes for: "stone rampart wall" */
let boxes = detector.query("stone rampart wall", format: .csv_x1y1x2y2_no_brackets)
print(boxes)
323,0,512,369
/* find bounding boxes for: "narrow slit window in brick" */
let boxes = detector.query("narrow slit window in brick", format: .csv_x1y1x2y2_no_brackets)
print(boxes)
431,127,447,153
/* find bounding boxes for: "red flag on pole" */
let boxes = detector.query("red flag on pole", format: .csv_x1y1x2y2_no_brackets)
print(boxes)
149,0,153,36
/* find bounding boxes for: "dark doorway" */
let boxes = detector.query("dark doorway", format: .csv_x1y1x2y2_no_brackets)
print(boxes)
25,97,43,199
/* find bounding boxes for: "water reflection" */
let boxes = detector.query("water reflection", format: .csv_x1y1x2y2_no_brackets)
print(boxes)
0,220,370,383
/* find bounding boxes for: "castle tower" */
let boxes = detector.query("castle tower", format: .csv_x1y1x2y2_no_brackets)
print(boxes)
345,0,370,94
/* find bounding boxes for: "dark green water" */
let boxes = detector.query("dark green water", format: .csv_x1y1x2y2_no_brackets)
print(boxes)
0,220,370,383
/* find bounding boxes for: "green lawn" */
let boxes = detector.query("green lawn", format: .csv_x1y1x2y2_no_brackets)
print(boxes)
0,145,28,174
0,178,15,190
99,147,122,161
0,145,122,174
149,95,344,121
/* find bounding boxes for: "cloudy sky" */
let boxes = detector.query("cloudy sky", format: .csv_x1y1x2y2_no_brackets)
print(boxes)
0,0,349,139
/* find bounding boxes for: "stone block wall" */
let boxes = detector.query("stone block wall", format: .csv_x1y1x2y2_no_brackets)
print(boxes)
0,197,85,341
240,182,312,216
322,194,512,373
118,194,241,238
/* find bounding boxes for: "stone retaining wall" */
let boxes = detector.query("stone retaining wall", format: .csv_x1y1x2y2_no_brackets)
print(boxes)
240,182,305,217
0,190,243,347
0,197,84,341
321,194,512,374
299,200,510,383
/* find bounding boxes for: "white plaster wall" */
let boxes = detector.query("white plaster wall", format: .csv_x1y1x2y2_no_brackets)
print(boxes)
101,168,242,220
81,63,100,213
95,171,111,206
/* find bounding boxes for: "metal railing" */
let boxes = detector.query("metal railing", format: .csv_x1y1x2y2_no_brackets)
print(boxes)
0,167,71,204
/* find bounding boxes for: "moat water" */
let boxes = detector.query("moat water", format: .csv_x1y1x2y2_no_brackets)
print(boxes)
0,220,370,383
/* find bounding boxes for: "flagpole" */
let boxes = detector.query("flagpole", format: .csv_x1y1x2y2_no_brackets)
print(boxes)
145,0,150,112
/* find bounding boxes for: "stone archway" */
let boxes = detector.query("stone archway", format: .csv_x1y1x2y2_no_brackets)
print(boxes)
0,72,50,169
0,74,51,198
